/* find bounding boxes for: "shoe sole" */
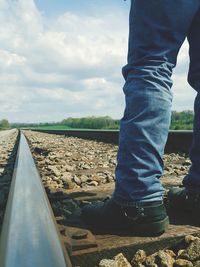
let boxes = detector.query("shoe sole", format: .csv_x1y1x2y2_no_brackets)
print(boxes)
133,216,169,236
89,216,169,236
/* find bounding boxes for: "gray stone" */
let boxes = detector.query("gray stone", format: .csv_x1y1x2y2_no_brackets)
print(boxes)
61,173,75,189
131,250,147,265
145,252,158,267
99,259,117,267
179,239,200,261
164,250,176,258
80,175,89,183
64,164,74,172
178,250,186,257
47,165,61,177
157,250,175,267
185,235,200,244
73,175,82,186
174,259,193,267
183,160,191,166
113,253,132,267
86,181,99,186
99,254,131,267
91,175,102,182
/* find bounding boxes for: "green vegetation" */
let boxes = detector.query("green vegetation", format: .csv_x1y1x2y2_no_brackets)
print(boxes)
10,122,71,130
62,116,119,130
61,112,194,130
12,116,119,130
170,110,193,130
0,119,10,130
31,124,71,130
10,111,194,130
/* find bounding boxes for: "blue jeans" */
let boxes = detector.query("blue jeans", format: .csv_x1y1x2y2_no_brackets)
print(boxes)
113,0,200,206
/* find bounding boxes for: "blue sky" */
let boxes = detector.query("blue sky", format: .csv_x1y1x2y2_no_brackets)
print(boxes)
0,0,195,122
35,0,129,16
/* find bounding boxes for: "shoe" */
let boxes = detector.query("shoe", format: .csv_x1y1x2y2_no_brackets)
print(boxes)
81,198,169,236
168,187,200,213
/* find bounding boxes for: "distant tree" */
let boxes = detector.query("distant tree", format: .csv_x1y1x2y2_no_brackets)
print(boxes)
0,119,10,129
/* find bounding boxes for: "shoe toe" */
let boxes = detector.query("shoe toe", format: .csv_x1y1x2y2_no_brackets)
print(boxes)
81,199,123,229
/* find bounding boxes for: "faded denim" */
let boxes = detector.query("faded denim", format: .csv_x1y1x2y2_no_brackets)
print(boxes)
113,0,200,206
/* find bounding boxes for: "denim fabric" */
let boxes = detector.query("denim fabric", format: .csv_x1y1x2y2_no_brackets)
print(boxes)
113,0,200,206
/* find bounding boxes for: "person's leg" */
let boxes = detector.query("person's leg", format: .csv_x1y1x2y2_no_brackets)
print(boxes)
183,8,200,190
170,8,200,213
82,0,199,234
113,0,199,206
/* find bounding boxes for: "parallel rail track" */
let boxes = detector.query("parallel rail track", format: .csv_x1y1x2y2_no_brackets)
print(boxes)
0,129,199,267
32,129,193,152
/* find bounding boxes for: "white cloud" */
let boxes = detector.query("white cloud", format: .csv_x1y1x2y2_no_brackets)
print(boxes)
0,0,195,122
0,0,128,122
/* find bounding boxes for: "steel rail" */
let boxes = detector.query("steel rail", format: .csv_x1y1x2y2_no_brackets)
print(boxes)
0,132,72,267
32,129,193,152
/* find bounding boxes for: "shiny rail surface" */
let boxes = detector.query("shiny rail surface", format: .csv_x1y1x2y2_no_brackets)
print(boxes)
32,129,193,152
0,132,72,267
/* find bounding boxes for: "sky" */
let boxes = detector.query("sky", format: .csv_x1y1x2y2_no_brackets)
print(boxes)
0,0,196,123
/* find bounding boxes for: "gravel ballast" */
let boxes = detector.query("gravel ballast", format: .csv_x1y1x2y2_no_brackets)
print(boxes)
23,130,197,267
23,130,191,193
100,235,200,267
0,129,19,229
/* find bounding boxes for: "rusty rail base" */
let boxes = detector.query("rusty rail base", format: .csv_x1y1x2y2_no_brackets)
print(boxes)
53,179,200,267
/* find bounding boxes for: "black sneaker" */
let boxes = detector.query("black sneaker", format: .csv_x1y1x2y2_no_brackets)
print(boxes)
168,187,200,213
81,198,169,236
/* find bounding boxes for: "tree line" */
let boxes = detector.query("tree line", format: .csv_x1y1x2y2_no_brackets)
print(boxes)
61,116,119,129
61,111,194,130
5,110,195,130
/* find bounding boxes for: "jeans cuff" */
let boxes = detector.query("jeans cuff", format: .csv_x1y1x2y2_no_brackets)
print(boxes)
112,193,163,207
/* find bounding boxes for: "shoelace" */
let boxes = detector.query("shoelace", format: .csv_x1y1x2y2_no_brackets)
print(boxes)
123,207,146,221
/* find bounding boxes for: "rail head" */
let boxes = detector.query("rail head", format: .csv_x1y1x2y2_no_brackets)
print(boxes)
0,132,72,267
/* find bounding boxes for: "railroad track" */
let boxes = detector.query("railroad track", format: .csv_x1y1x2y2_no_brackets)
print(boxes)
32,129,193,152
0,131,72,267
0,129,200,267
